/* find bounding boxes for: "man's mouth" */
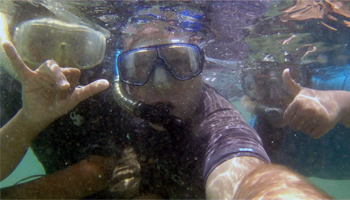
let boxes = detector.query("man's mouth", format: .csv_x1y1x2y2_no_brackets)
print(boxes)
134,102,188,131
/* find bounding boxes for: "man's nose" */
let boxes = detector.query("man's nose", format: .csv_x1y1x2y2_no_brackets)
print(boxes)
152,63,173,90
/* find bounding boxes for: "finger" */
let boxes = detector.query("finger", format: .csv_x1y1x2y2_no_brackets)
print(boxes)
300,120,316,134
310,125,328,139
282,68,302,97
55,68,82,100
282,100,299,126
291,118,304,132
2,42,32,81
36,60,71,90
289,111,305,131
61,68,81,88
71,79,110,103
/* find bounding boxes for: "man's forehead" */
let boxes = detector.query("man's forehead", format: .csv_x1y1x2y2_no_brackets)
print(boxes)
121,3,206,50
130,5,205,23
122,21,193,50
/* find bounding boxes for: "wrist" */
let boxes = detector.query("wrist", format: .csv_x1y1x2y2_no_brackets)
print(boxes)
17,109,52,134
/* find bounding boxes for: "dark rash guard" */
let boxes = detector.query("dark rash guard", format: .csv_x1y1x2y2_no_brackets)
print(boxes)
0,70,270,198
120,83,271,198
192,84,270,182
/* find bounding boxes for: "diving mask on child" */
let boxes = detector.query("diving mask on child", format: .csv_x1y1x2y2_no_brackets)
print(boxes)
13,18,106,70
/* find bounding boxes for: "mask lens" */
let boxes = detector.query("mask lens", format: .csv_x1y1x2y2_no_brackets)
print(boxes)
159,44,201,79
118,49,156,85
117,44,203,85
13,18,106,70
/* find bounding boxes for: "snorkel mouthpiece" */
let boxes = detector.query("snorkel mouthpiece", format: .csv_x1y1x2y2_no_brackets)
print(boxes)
254,104,285,126
134,103,189,131
112,77,188,130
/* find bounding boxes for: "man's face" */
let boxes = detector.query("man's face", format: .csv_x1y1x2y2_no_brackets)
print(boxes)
120,23,203,120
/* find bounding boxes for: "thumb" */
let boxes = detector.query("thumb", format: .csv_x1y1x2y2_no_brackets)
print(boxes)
282,68,302,96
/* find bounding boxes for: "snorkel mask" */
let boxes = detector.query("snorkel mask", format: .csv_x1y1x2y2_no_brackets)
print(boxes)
13,18,106,70
112,4,206,130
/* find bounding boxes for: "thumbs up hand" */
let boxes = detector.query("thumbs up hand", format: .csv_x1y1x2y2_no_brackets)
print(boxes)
282,68,346,138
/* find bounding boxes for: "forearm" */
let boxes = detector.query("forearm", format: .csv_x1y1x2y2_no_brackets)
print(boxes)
0,156,114,199
206,156,265,199
234,164,333,199
0,109,50,180
206,157,332,199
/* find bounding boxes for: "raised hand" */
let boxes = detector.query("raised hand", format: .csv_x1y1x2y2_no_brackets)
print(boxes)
282,68,347,138
2,42,110,129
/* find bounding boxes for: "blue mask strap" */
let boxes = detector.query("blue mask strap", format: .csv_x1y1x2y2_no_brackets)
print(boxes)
115,49,123,80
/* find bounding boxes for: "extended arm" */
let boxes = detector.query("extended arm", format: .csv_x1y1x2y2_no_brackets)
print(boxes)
0,155,116,199
206,156,332,199
1,109,50,181
0,42,109,180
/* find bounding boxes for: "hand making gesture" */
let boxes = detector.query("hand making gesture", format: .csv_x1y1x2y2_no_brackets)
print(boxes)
0,41,109,180
282,68,350,138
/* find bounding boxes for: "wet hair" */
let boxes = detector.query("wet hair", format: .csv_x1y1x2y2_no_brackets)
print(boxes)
119,2,213,47
125,4,208,32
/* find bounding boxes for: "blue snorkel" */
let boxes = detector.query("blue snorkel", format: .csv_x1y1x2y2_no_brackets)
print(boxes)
112,50,142,115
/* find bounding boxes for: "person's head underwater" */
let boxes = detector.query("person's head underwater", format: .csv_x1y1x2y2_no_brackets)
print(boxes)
112,4,208,131
241,61,304,127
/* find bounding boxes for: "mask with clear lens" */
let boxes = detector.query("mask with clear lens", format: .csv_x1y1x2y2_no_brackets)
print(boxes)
13,18,106,70
117,43,204,85
242,70,288,101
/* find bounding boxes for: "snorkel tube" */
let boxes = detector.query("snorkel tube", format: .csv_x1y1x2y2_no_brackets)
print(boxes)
112,74,141,115
112,76,189,130
112,50,141,114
